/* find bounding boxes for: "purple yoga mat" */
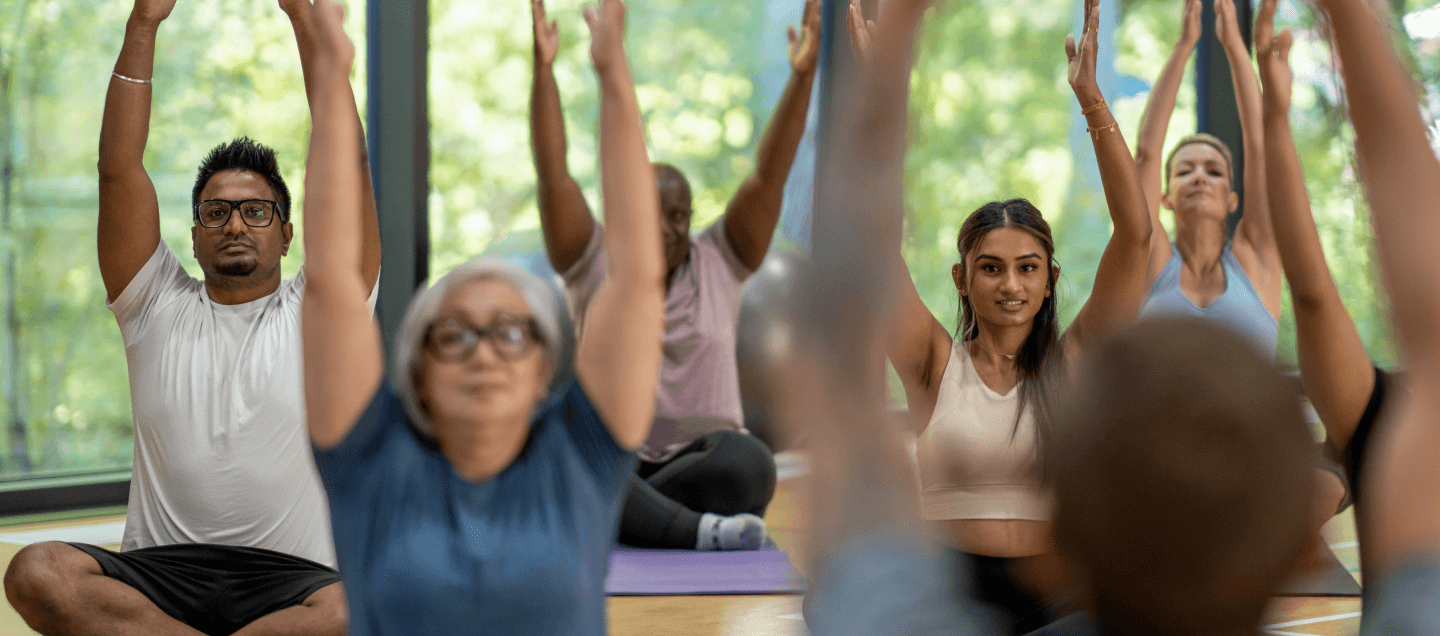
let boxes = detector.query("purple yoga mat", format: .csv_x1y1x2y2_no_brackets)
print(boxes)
605,544,808,595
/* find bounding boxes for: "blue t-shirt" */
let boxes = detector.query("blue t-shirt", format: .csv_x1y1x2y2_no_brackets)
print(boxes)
313,379,636,636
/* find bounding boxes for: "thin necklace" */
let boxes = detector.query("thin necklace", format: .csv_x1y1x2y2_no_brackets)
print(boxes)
972,338,1017,360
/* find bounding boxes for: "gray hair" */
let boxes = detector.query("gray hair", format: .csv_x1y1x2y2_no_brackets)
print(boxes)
393,257,573,437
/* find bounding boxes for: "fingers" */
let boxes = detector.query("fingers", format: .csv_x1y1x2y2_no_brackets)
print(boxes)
1276,27,1294,58
1086,0,1100,48
1065,33,1077,61
1256,0,1278,48
788,24,798,46
583,4,598,31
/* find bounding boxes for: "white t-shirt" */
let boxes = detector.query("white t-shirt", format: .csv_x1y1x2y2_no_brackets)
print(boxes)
108,244,376,568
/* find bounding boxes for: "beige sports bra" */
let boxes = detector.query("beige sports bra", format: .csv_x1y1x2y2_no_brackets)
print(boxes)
916,341,1051,521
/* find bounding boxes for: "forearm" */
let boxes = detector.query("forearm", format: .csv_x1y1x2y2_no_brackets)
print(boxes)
356,120,382,287
1135,43,1194,171
1088,108,1151,245
1262,110,1336,307
99,19,160,177
531,61,580,186
753,68,817,185
596,64,664,285
1225,40,1274,246
302,74,367,289
860,4,925,245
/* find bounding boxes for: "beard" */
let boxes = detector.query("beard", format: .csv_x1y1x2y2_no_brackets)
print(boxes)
214,255,259,277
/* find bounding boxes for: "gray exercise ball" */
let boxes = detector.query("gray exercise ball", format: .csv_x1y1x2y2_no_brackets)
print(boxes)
737,247,808,452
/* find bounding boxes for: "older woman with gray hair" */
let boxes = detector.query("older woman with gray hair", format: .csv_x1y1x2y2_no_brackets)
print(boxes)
295,0,665,634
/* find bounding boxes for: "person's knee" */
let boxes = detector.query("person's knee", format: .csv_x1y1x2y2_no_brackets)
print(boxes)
702,432,778,513
301,582,348,636
5,542,92,619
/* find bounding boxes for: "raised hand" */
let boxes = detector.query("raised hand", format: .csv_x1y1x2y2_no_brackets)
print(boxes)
584,0,627,74
534,0,561,66
1066,0,1102,106
789,0,823,74
281,0,356,72
846,0,876,65
1255,0,1294,112
1214,0,1247,53
1178,0,1203,49
131,0,177,28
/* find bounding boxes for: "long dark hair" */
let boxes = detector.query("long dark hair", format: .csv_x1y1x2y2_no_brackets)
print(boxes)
955,199,1062,461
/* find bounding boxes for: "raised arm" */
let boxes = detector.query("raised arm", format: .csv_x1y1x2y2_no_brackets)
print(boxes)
288,0,383,449
1255,0,1372,452
851,0,953,432
721,0,822,270
1134,0,1201,283
1319,0,1440,581
1217,0,1282,316
285,0,381,289
573,0,666,450
1060,0,1153,351
97,0,176,302
531,0,597,273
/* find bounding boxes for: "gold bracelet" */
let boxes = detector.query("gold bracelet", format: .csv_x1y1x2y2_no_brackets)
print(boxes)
1080,98,1108,115
112,71,152,85
1087,123,1118,140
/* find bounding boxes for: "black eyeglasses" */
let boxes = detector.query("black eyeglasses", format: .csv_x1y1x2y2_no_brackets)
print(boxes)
424,314,542,363
193,199,282,228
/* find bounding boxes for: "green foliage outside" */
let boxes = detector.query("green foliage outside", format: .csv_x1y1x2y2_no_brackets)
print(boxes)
0,0,1435,481
428,0,791,274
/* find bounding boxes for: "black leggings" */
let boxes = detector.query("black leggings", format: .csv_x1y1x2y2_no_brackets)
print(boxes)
948,549,1055,635
618,430,778,549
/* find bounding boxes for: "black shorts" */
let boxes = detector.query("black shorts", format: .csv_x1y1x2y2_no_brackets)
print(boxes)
68,542,340,636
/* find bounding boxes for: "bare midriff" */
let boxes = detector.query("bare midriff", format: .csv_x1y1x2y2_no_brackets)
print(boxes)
931,518,1073,603
930,518,1052,558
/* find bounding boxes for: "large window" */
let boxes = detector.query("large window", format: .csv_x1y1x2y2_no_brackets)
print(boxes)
0,0,366,481
428,0,815,276
4,0,1440,486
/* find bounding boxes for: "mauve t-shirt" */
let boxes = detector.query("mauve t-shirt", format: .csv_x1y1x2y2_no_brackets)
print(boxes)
563,222,753,462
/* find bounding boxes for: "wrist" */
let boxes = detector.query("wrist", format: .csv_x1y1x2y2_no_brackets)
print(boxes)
595,60,632,84
1073,88,1104,108
126,15,164,35
1262,102,1290,121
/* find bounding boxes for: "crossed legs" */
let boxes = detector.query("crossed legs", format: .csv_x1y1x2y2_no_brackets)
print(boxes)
4,541,345,636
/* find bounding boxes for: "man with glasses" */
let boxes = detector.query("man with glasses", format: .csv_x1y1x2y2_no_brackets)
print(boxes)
3,1,378,634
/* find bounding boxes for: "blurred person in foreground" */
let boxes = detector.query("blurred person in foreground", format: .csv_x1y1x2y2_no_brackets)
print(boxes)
847,0,1150,629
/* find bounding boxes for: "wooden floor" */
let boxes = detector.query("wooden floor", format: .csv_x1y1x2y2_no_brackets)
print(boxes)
0,474,1363,636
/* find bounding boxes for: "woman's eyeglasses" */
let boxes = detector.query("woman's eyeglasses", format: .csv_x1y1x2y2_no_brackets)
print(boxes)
424,314,542,363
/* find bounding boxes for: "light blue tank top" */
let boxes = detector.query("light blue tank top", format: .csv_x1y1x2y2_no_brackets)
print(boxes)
1140,243,1278,354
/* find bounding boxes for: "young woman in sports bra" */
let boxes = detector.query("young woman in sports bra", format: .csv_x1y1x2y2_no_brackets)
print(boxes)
861,0,1152,630
1134,0,1282,351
